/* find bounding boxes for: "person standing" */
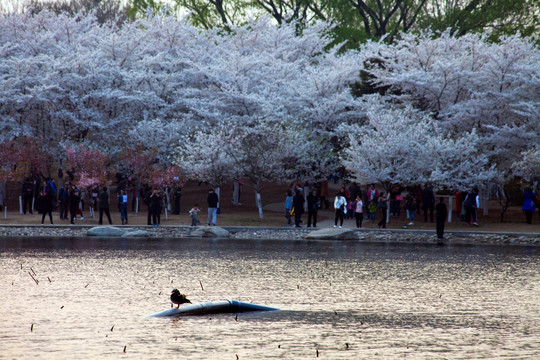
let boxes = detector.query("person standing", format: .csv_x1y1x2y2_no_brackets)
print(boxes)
58,183,69,220
306,189,319,228
377,192,389,229
173,186,182,215
68,184,81,224
422,184,435,222
21,178,34,215
207,188,219,226
293,189,305,228
118,189,129,225
284,190,293,226
464,188,480,226
319,180,330,209
522,188,536,224
404,190,417,226
150,189,163,225
37,181,53,224
98,186,113,225
435,197,448,239
143,186,152,225
354,195,364,228
366,184,379,203
333,191,347,228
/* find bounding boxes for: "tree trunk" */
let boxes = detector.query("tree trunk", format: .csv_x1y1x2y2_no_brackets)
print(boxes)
232,180,240,205
496,185,509,222
253,179,263,219
255,191,263,219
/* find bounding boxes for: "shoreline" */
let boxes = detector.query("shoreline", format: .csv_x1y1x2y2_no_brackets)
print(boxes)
1,224,539,246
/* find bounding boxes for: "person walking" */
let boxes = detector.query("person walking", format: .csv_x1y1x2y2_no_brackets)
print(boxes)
435,197,448,239
306,189,319,228
377,192,389,229
98,186,113,225
207,188,219,226
522,188,536,224
354,195,364,228
333,191,347,228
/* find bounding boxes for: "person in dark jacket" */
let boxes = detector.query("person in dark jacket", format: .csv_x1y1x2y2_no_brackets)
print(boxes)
21,178,34,215
58,183,69,220
69,184,81,224
293,189,305,228
143,186,152,225
422,184,435,222
306,189,319,228
37,181,53,224
435,197,448,239
98,186,113,225
207,188,219,226
173,186,182,215
149,189,163,225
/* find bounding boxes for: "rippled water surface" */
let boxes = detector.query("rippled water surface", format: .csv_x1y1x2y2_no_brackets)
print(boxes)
1,237,539,359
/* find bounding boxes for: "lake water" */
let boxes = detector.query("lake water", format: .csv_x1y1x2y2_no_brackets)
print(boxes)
1,237,539,359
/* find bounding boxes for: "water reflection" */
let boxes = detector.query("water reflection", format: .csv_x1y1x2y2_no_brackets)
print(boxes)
1,237,539,359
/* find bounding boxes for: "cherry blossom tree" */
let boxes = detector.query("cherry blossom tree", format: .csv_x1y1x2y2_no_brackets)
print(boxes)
359,30,540,170
0,137,51,213
512,147,540,182
65,145,110,188
356,30,540,218
116,148,157,183
340,96,498,191
3,9,540,223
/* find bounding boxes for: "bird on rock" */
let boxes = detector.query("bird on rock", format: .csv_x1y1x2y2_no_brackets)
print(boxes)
171,289,192,308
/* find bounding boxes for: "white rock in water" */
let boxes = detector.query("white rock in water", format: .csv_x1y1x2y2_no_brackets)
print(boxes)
305,228,357,240
87,226,132,237
186,226,230,238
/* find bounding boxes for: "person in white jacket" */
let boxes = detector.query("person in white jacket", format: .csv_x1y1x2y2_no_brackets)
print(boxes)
334,192,347,228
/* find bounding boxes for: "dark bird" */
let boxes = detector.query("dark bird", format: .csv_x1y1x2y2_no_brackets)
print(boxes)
171,289,192,308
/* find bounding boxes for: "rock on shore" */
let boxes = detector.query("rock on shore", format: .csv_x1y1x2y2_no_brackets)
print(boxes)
305,228,357,240
185,226,230,238
0,225,539,246
87,226,150,238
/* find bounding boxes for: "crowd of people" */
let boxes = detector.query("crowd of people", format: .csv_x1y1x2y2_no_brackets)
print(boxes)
13,170,184,226
4,172,540,229
282,181,494,234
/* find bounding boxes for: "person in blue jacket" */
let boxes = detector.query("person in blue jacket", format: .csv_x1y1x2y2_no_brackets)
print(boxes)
522,188,536,224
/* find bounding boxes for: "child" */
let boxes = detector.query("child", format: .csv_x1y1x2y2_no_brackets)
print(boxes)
189,204,201,226
368,199,377,223
346,199,355,219
354,195,364,228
